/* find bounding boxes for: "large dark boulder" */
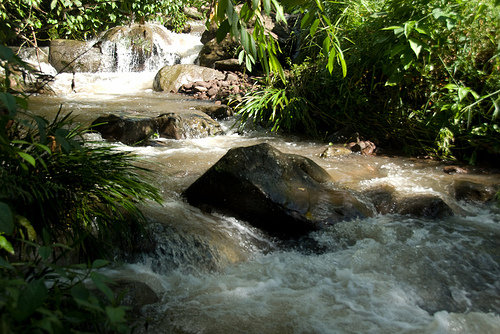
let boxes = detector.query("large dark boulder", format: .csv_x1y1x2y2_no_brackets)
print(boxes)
183,143,373,237
92,111,223,145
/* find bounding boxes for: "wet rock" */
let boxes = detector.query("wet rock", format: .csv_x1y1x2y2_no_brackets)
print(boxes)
183,143,373,238
153,64,225,93
365,186,453,218
198,28,239,68
196,105,234,120
114,281,159,313
214,58,244,72
364,185,397,214
347,140,377,156
452,180,498,202
320,146,352,158
395,195,453,218
49,39,103,73
443,165,468,174
92,111,223,145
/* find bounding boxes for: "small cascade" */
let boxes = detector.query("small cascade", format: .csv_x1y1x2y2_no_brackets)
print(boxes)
98,23,203,72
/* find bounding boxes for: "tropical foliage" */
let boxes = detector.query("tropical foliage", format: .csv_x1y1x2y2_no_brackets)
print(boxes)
0,0,197,45
1,45,161,332
231,0,500,162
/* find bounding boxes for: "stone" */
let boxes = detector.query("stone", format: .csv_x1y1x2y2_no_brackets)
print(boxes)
91,111,223,145
348,140,376,155
183,143,373,238
452,180,498,202
153,64,225,93
365,186,454,218
320,146,352,158
443,165,468,174
395,195,454,218
214,58,244,72
196,105,233,119
197,35,239,68
49,39,103,73
99,23,174,72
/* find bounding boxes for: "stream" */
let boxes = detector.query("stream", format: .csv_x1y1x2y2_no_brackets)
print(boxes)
22,24,500,333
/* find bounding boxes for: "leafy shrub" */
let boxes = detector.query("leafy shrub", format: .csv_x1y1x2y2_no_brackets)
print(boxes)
1,44,161,332
235,0,500,162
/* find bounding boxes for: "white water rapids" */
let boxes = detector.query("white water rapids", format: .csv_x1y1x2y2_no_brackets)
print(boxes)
22,23,500,333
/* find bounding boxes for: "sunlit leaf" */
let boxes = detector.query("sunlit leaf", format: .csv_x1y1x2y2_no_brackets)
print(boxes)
0,235,14,254
18,152,36,167
408,38,422,58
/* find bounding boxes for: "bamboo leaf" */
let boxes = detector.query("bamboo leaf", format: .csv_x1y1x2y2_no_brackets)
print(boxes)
216,20,230,42
0,235,14,254
310,18,320,37
263,0,271,14
18,152,36,167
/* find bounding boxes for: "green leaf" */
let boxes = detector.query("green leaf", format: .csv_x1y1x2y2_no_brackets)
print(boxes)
0,235,15,254
50,0,58,10
14,279,48,321
17,152,36,167
263,0,271,14
17,216,36,241
252,0,260,10
216,20,230,43
0,93,17,113
0,202,14,235
0,45,14,61
310,18,320,37
492,98,499,120
105,306,126,324
92,259,109,269
90,272,114,302
241,29,250,53
408,38,422,58
0,257,14,269
39,246,52,260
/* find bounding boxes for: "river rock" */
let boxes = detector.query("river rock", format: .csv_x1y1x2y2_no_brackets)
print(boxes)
49,39,103,73
365,186,453,218
320,146,352,158
214,58,244,72
114,280,159,313
198,28,239,68
452,180,498,202
153,64,225,93
99,23,177,71
92,111,223,145
395,195,454,218
195,105,234,120
183,143,373,237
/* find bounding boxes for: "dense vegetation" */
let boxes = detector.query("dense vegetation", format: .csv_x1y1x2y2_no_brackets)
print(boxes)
225,0,500,163
0,0,201,45
0,47,161,332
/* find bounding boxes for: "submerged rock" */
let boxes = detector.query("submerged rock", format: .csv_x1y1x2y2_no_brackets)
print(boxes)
365,185,454,218
452,180,498,202
92,111,223,145
183,143,373,238
195,104,234,120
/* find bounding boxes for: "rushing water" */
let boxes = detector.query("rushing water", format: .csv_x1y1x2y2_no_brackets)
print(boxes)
22,25,500,333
